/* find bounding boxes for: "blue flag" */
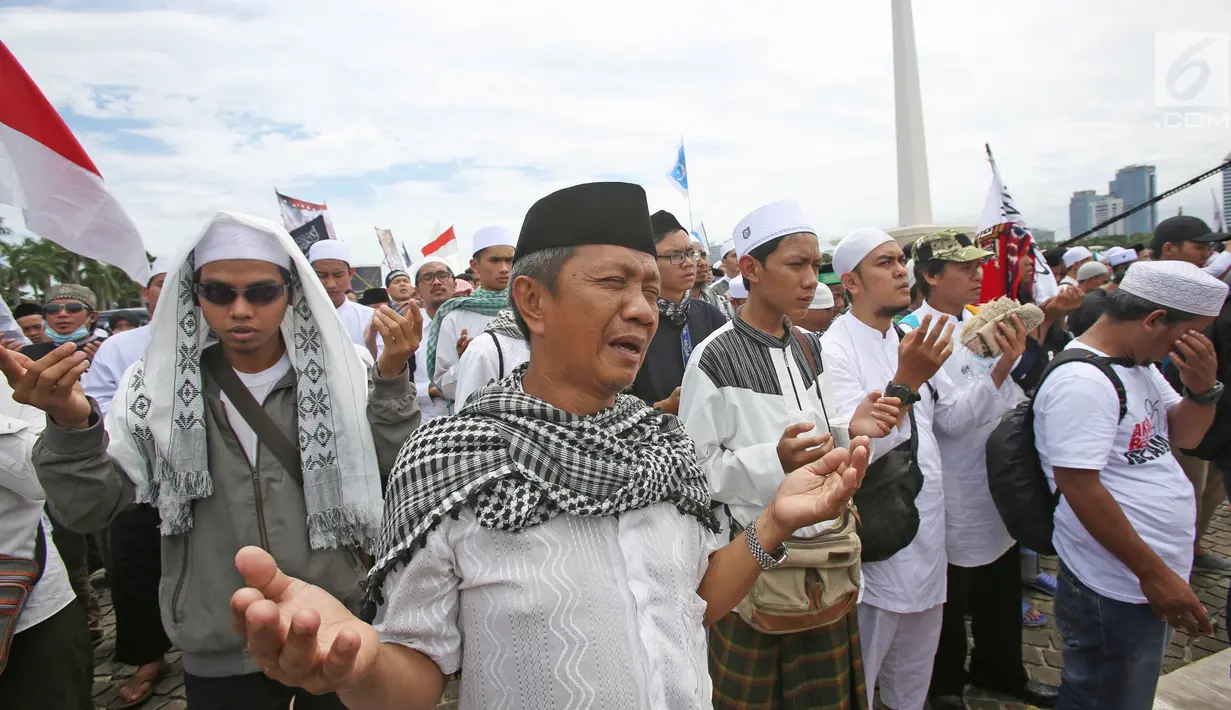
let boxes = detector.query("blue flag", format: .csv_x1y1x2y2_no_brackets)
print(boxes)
691,221,709,251
667,140,688,196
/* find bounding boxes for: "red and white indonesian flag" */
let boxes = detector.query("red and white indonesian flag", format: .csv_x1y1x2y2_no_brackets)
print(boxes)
421,224,461,272
276,191,337,241
0,41,150,284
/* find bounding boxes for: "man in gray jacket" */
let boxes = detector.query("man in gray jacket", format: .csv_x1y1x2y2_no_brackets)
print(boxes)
0,213,422,710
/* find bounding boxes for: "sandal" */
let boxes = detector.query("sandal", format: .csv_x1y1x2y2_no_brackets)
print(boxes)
1026,571,1058,597
114,659,169,709
1023,600,1047,628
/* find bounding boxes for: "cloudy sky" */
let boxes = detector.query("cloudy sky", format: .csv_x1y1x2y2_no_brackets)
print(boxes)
2,0,1230,268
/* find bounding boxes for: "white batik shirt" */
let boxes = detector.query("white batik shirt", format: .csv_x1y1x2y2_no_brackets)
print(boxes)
680,317,857,540
413,310,450,421
820,313,1010,612
374,503,721,710
430,310,497,402
83,325,152,417
900,302,1022,568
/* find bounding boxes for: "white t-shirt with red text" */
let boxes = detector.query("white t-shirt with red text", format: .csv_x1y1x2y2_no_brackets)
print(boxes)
1033,342,1193,604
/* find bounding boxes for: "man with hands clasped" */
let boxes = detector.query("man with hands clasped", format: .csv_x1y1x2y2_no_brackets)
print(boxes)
1,213,421,710
821,228,1027,710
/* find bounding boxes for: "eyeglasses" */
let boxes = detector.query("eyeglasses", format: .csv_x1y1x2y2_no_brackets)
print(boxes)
657,249,704,265
43,302,90,315
416,271,454,284
195,282,288,306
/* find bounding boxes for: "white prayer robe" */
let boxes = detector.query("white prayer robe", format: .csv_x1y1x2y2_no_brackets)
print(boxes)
374,503,720,710
430,310,497,402
334,298,375,348
83,325,152,417
820,313,1011,612
413,309,450,421
680,319,856,540
900,302,1022,568
453,331,530,411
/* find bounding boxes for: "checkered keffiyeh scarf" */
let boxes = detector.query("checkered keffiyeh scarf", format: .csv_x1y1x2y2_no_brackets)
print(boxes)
424,287,509,380
105,213,384,551
362,364,719,613
483,308,524,339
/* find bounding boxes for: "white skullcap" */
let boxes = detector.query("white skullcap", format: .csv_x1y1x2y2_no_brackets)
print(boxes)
307,239,352,265
195,220,292,270
1062,246,1093,268
906,258,917,290
720,239,736,256
414,257,452,277
1077,261,1109,282
148,255,173,281
833,227,895,276
809,285,835,310
733,200,816,259
471,226,516,256
1204,251,1231,280
1119,260,1229,317
1108,248,1138,267
728,275,748,299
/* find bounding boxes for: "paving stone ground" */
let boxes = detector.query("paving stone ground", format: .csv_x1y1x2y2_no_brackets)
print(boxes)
87,508,1231,710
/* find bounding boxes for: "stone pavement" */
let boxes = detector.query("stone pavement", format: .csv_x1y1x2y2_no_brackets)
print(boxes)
86,507,1231,710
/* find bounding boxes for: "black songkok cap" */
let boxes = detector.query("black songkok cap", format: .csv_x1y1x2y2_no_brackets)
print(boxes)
515,182,656,262
13,302,42,319
649,210,686,241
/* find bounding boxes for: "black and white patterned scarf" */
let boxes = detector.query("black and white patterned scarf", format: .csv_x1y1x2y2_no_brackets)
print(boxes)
658,295,691,327
106,213,384,551
362,364,719,613
483,308,524,340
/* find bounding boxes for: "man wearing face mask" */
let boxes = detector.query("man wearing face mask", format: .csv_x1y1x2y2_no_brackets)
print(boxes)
20,285,102,361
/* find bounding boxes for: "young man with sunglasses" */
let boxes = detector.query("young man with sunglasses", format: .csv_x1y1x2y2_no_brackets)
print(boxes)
20,285,103,361
309,240,378,350
629,210,726,414
4,213,422,710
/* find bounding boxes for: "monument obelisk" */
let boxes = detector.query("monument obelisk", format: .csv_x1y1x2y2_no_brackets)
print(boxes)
892,0,933,227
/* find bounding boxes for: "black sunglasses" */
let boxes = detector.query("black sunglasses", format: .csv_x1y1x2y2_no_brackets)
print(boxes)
195,282,288,306
43,302,90,315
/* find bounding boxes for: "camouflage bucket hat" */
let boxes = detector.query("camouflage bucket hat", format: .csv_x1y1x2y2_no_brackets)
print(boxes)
913,230,991,264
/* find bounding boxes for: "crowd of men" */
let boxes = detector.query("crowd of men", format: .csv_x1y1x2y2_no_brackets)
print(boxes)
0,181,1228,710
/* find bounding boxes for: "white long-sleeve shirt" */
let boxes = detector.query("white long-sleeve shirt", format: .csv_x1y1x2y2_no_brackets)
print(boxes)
820,312,1010,613
453,331,530,411
431,310,497,403
413,310,450,421
680,318,855,540
83,325,152,417
899,301,1022,568
334,299,375,348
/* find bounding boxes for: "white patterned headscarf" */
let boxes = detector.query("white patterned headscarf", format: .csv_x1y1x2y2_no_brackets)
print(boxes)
105,212,383,550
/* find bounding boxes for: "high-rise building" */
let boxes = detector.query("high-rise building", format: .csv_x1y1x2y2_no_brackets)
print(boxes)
1069,190,1099,236
1108,165,1157,236
1089,195,1126,237
1222,151,1230,232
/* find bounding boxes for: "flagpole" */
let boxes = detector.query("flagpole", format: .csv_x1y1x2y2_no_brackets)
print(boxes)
683,135,694,233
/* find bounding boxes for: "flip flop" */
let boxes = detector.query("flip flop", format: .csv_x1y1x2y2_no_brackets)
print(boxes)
1026,571,1058,597
113,660,168,709
1023,600,1047,628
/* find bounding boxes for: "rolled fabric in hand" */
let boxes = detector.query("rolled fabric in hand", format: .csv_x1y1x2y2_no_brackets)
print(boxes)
960,297,1044,357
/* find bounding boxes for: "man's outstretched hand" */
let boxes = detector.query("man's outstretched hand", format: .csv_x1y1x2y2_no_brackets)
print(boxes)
231,547,381,695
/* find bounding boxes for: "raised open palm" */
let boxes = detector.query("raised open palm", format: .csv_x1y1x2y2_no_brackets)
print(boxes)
771,437,870,532
230,547,382,695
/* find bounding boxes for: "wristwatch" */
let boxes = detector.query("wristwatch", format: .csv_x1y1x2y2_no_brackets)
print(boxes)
1184,381,1225,405
746,517,789,570
884,381,923,405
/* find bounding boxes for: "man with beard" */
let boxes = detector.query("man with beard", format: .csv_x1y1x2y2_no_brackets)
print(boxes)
822,228,1026,710
7,213,422,709
898,232,1054,710
225,182,873,710
427,227,516,407
308,241,377,349
630,210,727,413
409,259,455,421
691,237,736,321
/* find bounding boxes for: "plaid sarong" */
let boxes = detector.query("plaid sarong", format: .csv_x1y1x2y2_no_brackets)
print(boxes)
709,611,867,710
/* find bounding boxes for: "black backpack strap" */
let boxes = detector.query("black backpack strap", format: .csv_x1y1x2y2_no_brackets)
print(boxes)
32,521,45,586
490,331,505,380
202,344,303,486
1034,349,1128,422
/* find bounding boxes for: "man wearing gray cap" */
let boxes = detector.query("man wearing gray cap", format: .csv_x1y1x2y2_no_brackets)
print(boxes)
1075,261,1110,294
1034,260,1224,709
20,284,102,361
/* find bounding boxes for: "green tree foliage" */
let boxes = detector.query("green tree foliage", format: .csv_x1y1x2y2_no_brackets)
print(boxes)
0,217,143,309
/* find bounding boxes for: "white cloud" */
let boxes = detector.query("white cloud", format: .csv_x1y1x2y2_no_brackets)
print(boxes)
2,0,1230,271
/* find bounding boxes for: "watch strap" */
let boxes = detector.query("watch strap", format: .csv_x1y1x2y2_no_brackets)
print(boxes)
746,517,788,570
